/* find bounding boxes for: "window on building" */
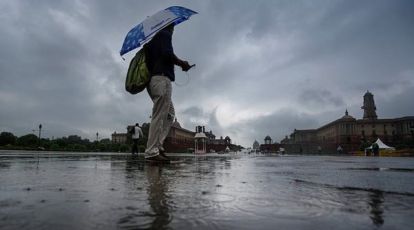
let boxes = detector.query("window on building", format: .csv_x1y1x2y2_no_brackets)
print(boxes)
362,130,365,136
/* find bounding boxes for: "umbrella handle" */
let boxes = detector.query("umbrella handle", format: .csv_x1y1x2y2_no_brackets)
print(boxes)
186,64,196,71
182,64,195,72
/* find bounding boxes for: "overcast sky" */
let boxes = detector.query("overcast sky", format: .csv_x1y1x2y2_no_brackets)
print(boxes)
1,0,413,147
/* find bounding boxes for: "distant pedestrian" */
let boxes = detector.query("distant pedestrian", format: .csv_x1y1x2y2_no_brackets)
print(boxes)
131,123,144,155
372,142,380,156
337,145,343,154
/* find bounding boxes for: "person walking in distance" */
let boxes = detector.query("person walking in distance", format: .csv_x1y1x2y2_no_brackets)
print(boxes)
145,24,193,161
132,123,144,155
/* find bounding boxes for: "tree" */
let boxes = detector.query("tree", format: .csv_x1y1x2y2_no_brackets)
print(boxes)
67,135,83,144
17,134,38,147
360,140,371,151
100,138,111,144
0,132,17,146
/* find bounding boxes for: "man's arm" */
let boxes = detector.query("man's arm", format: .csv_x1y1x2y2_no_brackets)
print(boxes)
160,31,192,71
173,54,192,71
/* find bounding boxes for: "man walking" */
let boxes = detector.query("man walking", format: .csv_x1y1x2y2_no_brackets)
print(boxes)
131,123,144,155
144,24,192,161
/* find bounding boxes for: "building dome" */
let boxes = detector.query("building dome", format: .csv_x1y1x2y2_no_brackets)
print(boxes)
172,118,181,128
253,140,260,150
340,110,356,121
264,135,272,144
342,109,352,118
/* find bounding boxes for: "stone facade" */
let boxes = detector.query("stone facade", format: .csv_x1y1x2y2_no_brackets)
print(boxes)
111,132,128,144
282,92,414,154
362,91,378,120
111,121,237,153
164,121,237,153
164,119,195,153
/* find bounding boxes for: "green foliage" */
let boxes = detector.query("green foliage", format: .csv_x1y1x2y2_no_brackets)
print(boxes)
100,138,111,144
67,135,82,143
119,144,129,152
359,141,372,151
17,134,39,147
49,143,60,151
0,130,143,153
139,145,145,153
0,132,17,146
67,144,87,152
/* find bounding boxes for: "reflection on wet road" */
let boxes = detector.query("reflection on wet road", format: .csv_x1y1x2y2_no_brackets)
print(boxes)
1,151,414,229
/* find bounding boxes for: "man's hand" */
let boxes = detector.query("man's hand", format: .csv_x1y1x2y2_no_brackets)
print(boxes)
180,60,192,72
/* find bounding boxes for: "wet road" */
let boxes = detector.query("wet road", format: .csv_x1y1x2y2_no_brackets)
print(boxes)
1,151,414,229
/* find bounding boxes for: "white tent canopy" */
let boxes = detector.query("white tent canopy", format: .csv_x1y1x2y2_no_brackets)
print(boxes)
366,138,395,150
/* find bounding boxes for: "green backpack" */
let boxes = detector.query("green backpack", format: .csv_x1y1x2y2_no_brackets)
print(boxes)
125,47,150,94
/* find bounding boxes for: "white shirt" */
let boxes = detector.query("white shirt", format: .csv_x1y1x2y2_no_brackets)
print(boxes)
132,126,143,139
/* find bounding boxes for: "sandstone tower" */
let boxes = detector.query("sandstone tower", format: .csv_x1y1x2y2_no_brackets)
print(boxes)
361,91,377,120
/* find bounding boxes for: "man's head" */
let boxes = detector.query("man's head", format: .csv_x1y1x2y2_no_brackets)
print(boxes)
135,123,139,126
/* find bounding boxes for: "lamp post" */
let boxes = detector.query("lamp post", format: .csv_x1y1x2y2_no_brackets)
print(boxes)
38,124,42,148
96,132,99,142
38,124,42,140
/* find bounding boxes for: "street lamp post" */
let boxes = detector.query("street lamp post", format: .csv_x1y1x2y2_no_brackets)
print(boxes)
38,124,42,140
38,124,42,148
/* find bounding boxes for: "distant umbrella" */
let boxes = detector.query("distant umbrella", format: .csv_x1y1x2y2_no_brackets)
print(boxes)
120,6,197,56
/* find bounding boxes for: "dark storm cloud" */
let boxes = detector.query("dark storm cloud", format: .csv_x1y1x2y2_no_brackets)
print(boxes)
0,0,413,146
0,0,153,137
298,89,345,109
375,85,414,118
181,106,204,118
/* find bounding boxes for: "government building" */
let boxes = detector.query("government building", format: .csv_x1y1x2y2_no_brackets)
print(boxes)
112,119,239,153
281,91,414,154
164,120,235,153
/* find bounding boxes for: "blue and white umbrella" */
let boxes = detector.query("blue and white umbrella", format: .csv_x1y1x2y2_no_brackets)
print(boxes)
120,6,197,56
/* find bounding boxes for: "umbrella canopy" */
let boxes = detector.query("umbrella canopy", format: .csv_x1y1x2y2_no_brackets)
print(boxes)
120,6,197,56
